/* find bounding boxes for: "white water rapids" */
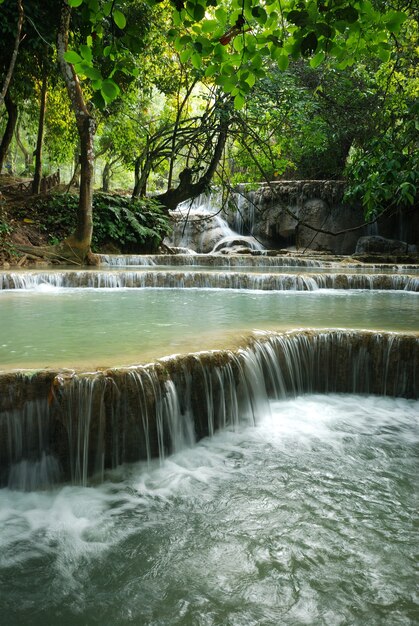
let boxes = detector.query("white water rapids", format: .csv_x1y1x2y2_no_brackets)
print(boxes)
0,394,417,625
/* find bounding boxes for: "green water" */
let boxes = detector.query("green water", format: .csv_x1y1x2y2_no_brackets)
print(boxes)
0,288,417,369
0,394,417,625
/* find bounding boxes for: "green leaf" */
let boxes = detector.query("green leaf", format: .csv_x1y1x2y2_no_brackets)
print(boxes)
215,6,227,23
201,20,218,33
191,52,202,68
333,6,358,23
88,0,99,12
287,10,309,27
310,51,325,68
82,66,102,80
384,11,407,34
315,22,333,39
113,9,126,29
233,35,244,51
234,93,245,109
80,44,92,63
103,1,112,17
179,48,192,63
377,46,390,63
276,54,289,71
101,78,120,103
193,3,205,21
68,0,83,6
251,53,263,70
63,50,83,64
301,32,318,56
245,72,256,87
252,6,267,23
205,64,218,77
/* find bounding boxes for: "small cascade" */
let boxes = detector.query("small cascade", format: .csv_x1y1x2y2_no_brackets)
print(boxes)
166,193,264,254
97,253,419,271
230,185,258,236
99,253,328,267
98,254,156,266
1,330,417,488
1,270,418,291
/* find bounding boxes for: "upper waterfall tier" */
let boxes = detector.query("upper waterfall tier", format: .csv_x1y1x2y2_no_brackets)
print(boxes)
98,252,419,269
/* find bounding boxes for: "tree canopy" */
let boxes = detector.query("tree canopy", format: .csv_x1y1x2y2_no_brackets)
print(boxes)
0,0,417,262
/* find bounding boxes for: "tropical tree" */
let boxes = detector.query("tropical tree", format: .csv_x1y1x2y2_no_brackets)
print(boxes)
344,10,419,219
1,0,410,262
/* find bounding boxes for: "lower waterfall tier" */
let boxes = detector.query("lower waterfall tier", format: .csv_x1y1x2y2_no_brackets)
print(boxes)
1,269,418,291
1,393,417,625
0,329,417,488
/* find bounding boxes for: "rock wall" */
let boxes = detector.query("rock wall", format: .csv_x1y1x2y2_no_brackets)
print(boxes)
228,181,418,255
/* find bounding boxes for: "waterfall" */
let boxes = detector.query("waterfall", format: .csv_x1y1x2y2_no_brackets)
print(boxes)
98,254,156,266
98,253,327,267
165,193,264,253
1,270,418,291
1,330,417,489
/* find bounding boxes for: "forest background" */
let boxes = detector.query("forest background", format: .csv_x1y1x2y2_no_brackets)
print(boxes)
0,0,417,263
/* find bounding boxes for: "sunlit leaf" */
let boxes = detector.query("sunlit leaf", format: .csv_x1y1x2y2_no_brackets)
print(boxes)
310,51,325,68
277,54,289,71
113,10,126,29
63,50,83,64
80,44,92,63
234,93,245,109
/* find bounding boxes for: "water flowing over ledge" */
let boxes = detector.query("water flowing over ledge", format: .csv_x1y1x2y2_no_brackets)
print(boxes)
1,270,418,291
98,252,419,269
99,253,333,267
1,329,417,489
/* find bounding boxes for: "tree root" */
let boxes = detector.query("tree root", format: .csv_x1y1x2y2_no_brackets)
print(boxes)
14,237,100,266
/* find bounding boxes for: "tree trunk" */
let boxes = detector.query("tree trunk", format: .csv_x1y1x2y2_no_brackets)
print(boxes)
0,92,18,174
132,158,151,198
57,0,95,261
73,114,94,244
15,119,31,174
102,161,111,192
0,0,24,108
32,60,48,194
68,147,80,189
132,140,151,198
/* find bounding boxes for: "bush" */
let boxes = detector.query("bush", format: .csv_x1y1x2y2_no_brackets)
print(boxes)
33,192,171,253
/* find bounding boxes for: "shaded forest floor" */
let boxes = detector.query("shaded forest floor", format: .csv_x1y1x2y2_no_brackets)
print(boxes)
0,174,53,266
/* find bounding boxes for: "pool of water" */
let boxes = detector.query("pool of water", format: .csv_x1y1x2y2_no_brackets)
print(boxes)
0,288,417,369
0,394,417,625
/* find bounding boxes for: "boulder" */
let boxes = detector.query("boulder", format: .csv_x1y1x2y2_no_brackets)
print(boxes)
355,235,417,255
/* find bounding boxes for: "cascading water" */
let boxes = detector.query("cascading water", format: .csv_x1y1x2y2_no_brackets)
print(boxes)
1,246,418,625
1,329,417,488
166,193,264,253
1,269,418,290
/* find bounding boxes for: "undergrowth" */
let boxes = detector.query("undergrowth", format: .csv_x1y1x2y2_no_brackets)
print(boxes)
31,192,171,253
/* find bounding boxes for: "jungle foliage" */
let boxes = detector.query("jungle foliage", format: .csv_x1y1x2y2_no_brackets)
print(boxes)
0,0,417,260
32,193,171,253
